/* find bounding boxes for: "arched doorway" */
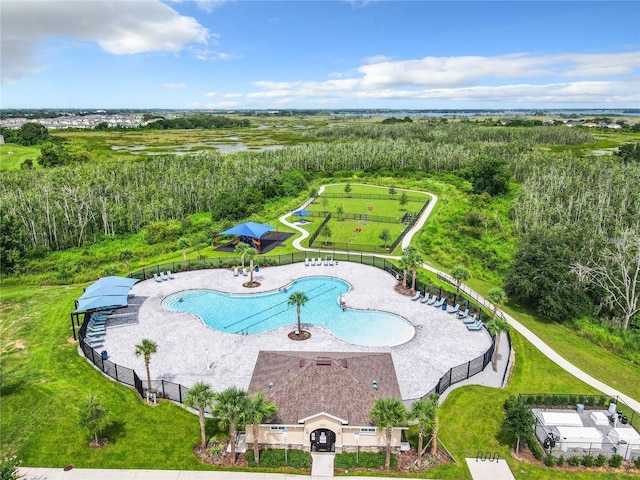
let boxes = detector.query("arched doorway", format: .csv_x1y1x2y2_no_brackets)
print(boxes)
310,428,336,452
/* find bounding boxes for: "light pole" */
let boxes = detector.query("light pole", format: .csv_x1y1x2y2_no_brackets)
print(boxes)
355,431,359,464
283,428,288,464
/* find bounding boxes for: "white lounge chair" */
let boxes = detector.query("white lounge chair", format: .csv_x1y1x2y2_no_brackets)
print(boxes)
426,294,438,305
167,271,175,279
311,258,316,266
433,297,446,308
467,321,483,331
463,314,478,324
153,273,162,283
305,258,310,266
410,292,421,301
457,308,469,319
160,272,169,281
420,293,431,303
233,267,239,276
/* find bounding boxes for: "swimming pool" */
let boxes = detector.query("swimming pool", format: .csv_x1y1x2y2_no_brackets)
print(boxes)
162,276,414,347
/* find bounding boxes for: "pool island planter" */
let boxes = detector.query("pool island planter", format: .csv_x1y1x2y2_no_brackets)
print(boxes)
288,330,312,341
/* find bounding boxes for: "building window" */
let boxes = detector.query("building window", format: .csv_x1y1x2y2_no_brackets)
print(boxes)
270,426,287,431
359,427,377,434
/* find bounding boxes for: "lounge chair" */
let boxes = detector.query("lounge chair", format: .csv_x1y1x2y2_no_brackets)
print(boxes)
86,338,104,348
160,272,169,281
153,273,162,283
433,297,446,308
447,303,460,314
410,292,421,301
426,294,437,305
87,323,106,332
86,331,105,339
89,319,106,326
457,308,469,319
167,271,175,279
233,267,239,276
305,258,309,266
463,314,478,324
420,293,431,303
467,321,484,331
311,258,316,266
329,259,334,266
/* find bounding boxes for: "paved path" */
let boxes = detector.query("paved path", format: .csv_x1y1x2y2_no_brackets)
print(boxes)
281,184,640,410
310,453,334,478
465,458,515,480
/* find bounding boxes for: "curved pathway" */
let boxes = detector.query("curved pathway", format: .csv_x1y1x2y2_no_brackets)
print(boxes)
280,184,640,412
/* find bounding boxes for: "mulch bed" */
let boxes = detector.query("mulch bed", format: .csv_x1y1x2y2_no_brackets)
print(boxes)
513,444,636,474
243,281,261,288
288,330,312,341
89,437,110,448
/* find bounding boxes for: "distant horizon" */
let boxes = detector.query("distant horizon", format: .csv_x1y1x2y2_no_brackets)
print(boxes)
1,1,638,110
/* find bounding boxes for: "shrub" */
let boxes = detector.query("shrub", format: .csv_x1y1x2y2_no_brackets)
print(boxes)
635,456,640,469
582,454,594,467
528,435,543,461
595,454,607,467
568,455,581,467
557,454,565,466
545,454,556,467
208,443,224,456
609,454,623,468
249,449,310,469
334,451,397,469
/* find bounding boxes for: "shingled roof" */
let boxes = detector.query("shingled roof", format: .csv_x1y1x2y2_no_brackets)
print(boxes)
247,351,401,425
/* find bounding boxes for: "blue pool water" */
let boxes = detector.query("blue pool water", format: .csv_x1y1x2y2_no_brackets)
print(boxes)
162,276,414,347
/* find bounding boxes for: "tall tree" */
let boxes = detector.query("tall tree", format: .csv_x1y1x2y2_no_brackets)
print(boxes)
409,394,439,467
402,246,422,294
120,249,133,276
319,224,332,246
468,156,510,196
451,266,470,294
370,397,407,470
486,317,510,372
134,338,158,397
78,394,109,445
399,191,408,209
245,393,278,465
502,395,534,454
379,228,391,249
572,229,640,329
185,382,216,447
389,187,397,199
287,291,309,336
177,237,189,261
244,247,258,286
234,241,251,269
486,287,507,317
213,386,249,466
344,183,352,196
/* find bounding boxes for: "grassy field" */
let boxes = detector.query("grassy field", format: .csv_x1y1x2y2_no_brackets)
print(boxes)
0,143,41,170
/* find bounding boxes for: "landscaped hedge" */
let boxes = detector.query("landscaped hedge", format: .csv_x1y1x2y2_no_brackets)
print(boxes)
245,449,311,469
519,393,614,408
334,451,398,469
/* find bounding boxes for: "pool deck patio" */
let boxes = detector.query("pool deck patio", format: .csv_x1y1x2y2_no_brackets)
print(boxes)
97,262,492,401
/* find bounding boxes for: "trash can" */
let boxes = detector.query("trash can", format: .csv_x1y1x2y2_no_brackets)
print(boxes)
617,440,631,460
255,266,260,272
576,403,585,414
101,350,108,361
441,303,447,311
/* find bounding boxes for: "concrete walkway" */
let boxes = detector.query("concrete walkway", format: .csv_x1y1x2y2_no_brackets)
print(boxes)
465,458,515,480
281,184,639,410
310,453,334,478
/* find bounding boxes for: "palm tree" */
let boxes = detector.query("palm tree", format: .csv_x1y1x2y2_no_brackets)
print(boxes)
234,242,251,269
244,247,258,285
402,246,422,294
245,393,278,465
370,397,407,470
410,397,437,467
213,386,249,466
487,317,511,372
287,291,309,335
486,287,507,317
185,382,216,447
120,249,133,276
399,256,409,289
134,338,157,397
451,266,470,294
425,394,440,456
177,237,189,261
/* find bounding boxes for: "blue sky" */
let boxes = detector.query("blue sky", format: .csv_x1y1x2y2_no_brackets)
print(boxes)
1,0,639,109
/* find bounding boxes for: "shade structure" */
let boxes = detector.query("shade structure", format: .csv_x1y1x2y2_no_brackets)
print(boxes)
221,222,274,239
75,294,129,313
293,209,311,216
84,276,138,294
79,285,134,300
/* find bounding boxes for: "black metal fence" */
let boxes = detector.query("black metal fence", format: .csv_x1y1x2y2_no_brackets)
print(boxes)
321,192,426,202
306,213,332,249
303,210,407,224
80,252,500,406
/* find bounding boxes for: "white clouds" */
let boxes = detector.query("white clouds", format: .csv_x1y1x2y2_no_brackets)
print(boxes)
244,52,640,105
164,83,187,89
1,0,209,85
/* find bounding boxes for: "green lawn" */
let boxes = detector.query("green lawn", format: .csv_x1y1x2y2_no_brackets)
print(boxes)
0,143,41,170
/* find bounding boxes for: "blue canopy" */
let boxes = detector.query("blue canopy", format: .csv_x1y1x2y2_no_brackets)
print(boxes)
84,276,138,294
80,285,133,300
221,222,274,239
293,209,311,216
75,294,129,313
